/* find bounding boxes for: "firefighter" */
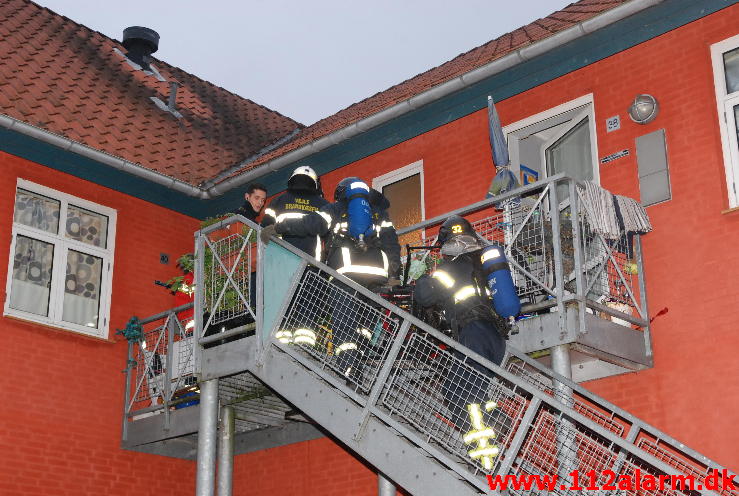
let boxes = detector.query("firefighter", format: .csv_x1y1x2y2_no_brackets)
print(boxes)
414,215,507,428
270,177,401,383
260,166,329,259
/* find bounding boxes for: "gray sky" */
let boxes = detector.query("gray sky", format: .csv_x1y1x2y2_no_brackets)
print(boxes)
35,0,573,125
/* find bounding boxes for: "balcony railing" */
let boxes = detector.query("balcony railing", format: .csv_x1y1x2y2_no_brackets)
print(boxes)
397,174,652,367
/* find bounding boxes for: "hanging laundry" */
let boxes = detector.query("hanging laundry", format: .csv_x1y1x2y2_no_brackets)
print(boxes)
577,181,621,239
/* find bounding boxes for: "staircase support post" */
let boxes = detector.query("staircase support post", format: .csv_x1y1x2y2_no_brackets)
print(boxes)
551,344,576,483
196,379,219,496
378,473,395,496
217,405,235,496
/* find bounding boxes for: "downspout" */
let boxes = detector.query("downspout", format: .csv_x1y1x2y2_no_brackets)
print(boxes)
1,0,663,200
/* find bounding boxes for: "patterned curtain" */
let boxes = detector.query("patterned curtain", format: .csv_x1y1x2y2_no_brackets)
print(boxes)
14,189,59,233
11,190,107,326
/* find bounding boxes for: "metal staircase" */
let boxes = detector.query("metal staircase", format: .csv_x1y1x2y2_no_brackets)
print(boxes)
121,175,736,495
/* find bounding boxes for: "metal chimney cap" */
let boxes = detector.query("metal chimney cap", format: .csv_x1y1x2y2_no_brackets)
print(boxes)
122,26,160,54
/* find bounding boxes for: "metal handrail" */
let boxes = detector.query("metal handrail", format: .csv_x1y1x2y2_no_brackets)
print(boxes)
256,233,734,493
122,303,197,438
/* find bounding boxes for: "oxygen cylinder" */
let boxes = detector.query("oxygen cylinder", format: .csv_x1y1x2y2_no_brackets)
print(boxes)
345,181,374,243
480,244,521,319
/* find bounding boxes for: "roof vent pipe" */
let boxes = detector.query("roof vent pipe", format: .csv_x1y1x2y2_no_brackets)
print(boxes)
122,26,159,70
167,81,180,111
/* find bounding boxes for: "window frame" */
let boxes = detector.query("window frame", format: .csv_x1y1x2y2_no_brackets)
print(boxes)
711,34,739,208
372,160,426,246
4,179,117,338
372,159,426,225
503,94,600,187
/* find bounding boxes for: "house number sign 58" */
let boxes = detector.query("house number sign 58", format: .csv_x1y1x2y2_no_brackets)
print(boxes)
606,115,621,132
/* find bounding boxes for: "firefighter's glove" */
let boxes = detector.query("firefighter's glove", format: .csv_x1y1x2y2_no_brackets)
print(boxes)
260,225,277,244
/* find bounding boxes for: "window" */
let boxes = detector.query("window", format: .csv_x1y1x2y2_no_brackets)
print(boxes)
5,180,116,338
504,95,599,198
711,34,739,208
372,160,425,250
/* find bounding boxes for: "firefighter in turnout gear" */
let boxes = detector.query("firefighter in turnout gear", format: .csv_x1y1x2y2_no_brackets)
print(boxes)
273,176,401,383
261,166,329,259
262,166,328,348
414,215,509,429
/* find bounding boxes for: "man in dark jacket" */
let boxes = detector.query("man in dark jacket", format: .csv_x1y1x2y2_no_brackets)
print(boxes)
261,166,329,259
236,183,267,222
415,215,507,430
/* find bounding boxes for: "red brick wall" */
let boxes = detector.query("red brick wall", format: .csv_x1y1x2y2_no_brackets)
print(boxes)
5,5,738,496
0,150,199,495
233,7,738,491
232,438,382,496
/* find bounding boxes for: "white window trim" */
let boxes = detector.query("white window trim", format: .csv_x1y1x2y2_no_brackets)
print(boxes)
372,160,426,225
4,179,117,338
502,93,600,185
711,34,739,208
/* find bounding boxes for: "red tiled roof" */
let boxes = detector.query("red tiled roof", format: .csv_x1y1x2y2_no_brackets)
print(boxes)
226,0,627,180
0,0,303,186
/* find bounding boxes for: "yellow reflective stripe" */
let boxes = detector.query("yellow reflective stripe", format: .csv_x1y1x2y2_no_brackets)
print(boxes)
293,336,316,345
294,328,316,339
357,328,373,340
337,247,389,278
380,221,393,228
335,342,358,355
276,212,306,223
341,246,352,267
334,221,348,233
468,445,500,460
349,181,369,191
454,285,477,303
464,403,500,470
432,270,455,288
337,265,388,277
480,248,501,263
275,330,293,343
293,332,316,346
315,235,321,260
463,428,497,443
264,208,277,219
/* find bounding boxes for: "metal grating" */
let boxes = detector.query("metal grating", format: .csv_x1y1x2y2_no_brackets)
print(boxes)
219,372,294,433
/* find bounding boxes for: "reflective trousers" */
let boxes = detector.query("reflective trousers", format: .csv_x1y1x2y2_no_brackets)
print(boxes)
443,319,506,426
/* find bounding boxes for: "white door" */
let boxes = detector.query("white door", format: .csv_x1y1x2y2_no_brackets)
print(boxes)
539,107,595,204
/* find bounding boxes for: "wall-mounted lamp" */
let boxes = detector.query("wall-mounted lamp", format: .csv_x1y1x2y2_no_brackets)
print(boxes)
628,94,659,124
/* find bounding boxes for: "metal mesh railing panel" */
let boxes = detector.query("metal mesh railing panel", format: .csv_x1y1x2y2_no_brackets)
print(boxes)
379,328,529,476
506,199,554,301
202,226,255,327
132,319,169,405
637,439,737,496
512,406,619,496
506,359,626,437
275,268,400,394
129,312,196,411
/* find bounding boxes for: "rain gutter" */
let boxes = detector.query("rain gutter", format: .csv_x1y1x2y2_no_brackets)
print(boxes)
0,0,664,200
